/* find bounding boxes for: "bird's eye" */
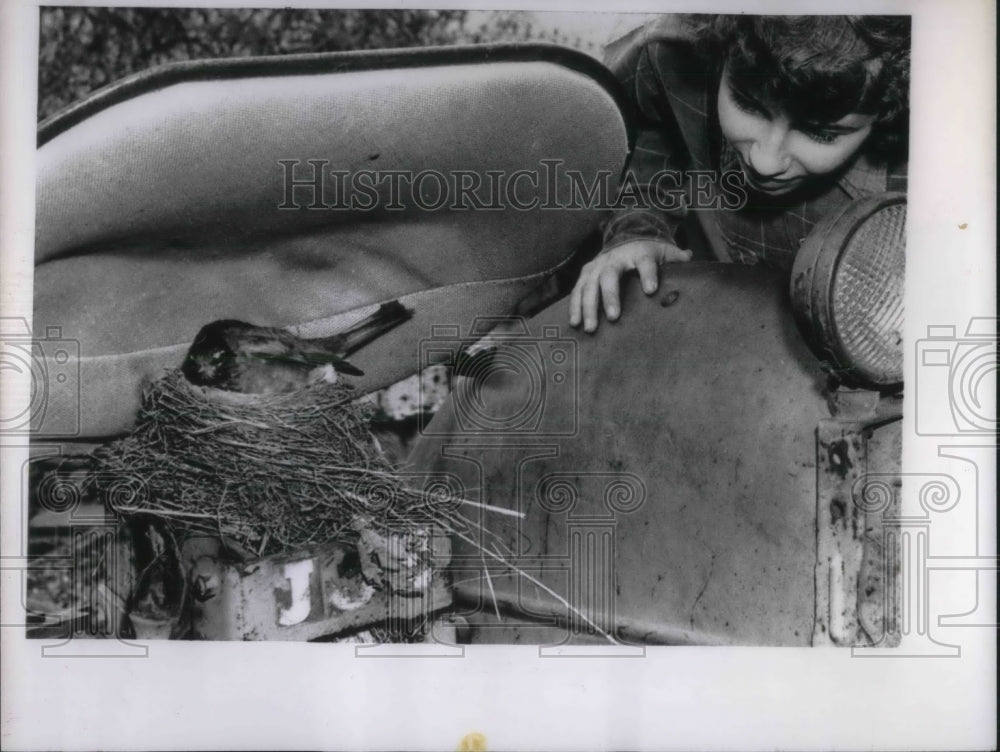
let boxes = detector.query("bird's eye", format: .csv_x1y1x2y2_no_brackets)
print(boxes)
195,355,218,378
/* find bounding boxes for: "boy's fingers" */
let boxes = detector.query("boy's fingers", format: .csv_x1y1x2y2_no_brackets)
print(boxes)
568,280,583,327
660,246,693,264
568,241,686,331
635,255,659,294
599,268,622,321
581,278,601,333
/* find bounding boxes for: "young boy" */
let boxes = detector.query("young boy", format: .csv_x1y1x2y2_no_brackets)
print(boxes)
569,14,910,332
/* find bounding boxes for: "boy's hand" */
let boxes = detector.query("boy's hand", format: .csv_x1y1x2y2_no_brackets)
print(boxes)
568,239,692,333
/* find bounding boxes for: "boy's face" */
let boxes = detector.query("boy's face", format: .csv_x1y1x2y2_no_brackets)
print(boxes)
718,64,876,197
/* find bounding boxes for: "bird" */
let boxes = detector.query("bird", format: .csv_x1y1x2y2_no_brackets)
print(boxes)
181,301,413,394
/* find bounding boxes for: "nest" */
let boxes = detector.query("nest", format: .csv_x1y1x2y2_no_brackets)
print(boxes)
90,369,465,557
88,369,615,643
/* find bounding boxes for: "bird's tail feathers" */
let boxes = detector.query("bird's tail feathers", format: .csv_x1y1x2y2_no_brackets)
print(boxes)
311,300,414,356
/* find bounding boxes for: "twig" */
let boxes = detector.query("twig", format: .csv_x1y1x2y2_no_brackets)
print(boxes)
452,527,618,645
481,554,501,622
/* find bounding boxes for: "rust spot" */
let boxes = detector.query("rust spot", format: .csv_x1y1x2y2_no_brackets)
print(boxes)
336,547,362,579
273,581,292,611
831,497,847,526
826,439,854,479
958,222,968,229
660,289,680,307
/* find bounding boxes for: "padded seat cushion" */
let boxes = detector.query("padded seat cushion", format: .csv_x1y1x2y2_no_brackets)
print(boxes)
34,49,629,437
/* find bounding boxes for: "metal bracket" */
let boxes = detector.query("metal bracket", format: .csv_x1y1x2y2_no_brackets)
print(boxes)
812,391,902,647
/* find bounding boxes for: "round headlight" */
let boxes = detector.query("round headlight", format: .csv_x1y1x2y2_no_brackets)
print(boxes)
790,193,906,390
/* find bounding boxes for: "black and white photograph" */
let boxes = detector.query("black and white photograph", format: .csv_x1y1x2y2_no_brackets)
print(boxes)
1,1,995,750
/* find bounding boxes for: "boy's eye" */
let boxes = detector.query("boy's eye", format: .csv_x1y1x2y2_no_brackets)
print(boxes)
730,87,768,116
802,128,842,145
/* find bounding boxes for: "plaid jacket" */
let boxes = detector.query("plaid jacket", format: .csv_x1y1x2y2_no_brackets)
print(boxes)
602,20,908,271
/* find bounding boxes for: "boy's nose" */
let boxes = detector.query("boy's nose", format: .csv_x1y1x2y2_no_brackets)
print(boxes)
748,126,792,177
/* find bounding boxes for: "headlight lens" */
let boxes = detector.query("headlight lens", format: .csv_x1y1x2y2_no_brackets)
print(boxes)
791,193,906,389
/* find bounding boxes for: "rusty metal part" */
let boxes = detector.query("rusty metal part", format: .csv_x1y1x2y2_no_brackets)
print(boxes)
812,391,902,647
189,556,222,601
827,387,881,418
187,533,451,641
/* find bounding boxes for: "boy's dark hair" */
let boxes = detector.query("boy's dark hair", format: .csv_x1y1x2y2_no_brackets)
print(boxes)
686,15,911,163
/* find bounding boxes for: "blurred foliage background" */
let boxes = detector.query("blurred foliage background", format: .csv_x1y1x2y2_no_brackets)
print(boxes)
38,7,611,121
